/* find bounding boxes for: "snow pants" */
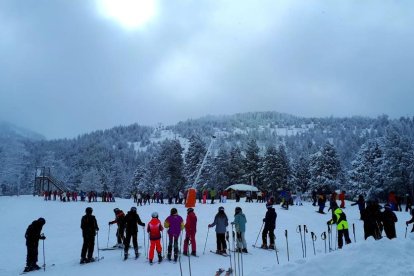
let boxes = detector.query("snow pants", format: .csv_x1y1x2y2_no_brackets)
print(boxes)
81,235,95,260
116,225,125,244
183,232,196,254
167,235,179,259
216,233,227,251
262,227,275,246
236,232,247,249
26,241,39,267
124,230,138,254
337,229,351,249
149,239,162,261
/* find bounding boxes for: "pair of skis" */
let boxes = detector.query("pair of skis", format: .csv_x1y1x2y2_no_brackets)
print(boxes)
215,267,232,276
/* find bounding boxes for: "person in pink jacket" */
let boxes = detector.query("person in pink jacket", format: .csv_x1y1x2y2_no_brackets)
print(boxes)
183,208,197,256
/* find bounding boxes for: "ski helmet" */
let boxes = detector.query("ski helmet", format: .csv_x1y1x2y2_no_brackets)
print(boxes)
187,208,194,213
235,207,242,213
151,212,158,218
114,208,120,213
218,206,225,212
37,217,46,225
171,208,177,215
266,203,273,208
131,207,137,212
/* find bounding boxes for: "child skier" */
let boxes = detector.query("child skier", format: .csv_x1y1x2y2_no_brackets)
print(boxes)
262,203,277,249
123,207,145,259
232,207,247,253
208,206,229,254
380,204,398,239
183,207,198,256
147,212,164,264
108,208,126,248
164,208,184,261
24,218,46,272
327,206,351,249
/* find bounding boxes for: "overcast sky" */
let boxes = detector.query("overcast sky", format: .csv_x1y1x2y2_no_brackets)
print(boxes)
1,0,414,139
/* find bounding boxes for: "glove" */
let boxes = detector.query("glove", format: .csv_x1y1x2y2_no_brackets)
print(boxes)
407,221,409,226
40,234,46,240
96,227,99,231
326,221,330,225
108,222,111,225
208,224,211,228
263,218,265,222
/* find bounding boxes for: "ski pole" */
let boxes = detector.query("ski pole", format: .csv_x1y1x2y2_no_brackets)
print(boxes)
321,232,326,254
179,231,183,276
42,236,46,271
335,228,338,250
311,232,316,256
353,223,356,243
107,224,111,249
231,225,237,276
97,230,100,261
240,235,244,276
303,225,308,258
226,231,233,273
188,239,192,276
161,230,165,257
274,233,279,265
143,227,147,258
254,221,264,247
405,225,408,239
203,227,210,255
327,225,332,252
296,225,304,258
285,229,289,262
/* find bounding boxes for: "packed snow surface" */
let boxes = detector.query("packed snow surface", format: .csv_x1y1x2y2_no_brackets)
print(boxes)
1,196,413,276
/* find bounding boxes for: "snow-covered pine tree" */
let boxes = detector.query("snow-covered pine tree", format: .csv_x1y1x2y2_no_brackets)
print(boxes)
244,139,261,186
348,138,384,198
184,135,206,185
158,139,185,197
260,145,279,192
292,154,311,192
226,146,245,185
309,142,342,192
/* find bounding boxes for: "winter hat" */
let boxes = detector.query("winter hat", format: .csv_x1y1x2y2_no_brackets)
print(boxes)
85,207,93,214
187,208,194,213
266,203,273,208
171,208,178,215
235,207,242,213
218,206,225,212
151,212,158,218
37,217,46,225
114,208,120,213
131,207,137,212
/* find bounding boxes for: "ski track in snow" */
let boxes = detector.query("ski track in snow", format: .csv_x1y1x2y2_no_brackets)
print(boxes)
1,196,413,276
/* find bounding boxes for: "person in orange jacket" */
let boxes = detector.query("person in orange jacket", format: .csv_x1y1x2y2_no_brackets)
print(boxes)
339,191,346,208
147,212,164,264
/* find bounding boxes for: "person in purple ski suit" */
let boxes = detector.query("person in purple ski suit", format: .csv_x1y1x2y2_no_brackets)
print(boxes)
164,208,184,262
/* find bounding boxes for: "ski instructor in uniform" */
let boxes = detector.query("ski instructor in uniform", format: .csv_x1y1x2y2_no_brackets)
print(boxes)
24,217,46,272
80,207,99,264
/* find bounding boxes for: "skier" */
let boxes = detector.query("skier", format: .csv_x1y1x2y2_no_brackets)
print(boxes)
362,200,383,240
147,212,164,264
405,194,413,212
80,207,99,264
295,188,303,206
183,207,197,256
312,189,317,206
108,208,126,248
327,206,351,249
210,188,217,204
24,218,46,272
208,206,229,254
406,209,414,233
164,208,184,261
351,194,366,220
339,191,346,208
318,193,327,214
232,207,248,253
261,203,277,249
123,207,145,260
380,204,398,239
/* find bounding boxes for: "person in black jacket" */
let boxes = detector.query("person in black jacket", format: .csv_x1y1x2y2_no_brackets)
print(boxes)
261,203,277,249
406,209,414,233
380,204,398,239
123,207,145,260
362,200,382,240
351,195,366,220
80,207,99,264
24,217,46,272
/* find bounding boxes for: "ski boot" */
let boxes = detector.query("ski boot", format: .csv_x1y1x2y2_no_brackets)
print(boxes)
182,251,189,256
33,264,41,270
191,251,197,257
268,244,275,250
80,257,87,264
87,257,95,263
23,266,32,272
261,244,268,249
167,252,172,261
242,248,248,253
124,253,128,260
135,250,139,259
158,253,163,263
173,254,178,262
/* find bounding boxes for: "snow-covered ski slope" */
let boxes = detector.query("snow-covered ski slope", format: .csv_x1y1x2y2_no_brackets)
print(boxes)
1,196,413,276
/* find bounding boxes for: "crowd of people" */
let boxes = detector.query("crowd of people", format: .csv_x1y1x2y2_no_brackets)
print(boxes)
42,190,115,203
25,188,414,273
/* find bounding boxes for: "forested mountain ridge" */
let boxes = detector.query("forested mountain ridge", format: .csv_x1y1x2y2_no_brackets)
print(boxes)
1,112,413,199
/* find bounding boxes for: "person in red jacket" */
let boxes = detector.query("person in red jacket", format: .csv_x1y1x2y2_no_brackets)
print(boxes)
147,212,164,264
183,208,197,256
109,208,126,248
339,191,346,208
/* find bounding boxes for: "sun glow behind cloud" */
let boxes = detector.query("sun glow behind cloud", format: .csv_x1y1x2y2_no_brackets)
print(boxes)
96,0,157,30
